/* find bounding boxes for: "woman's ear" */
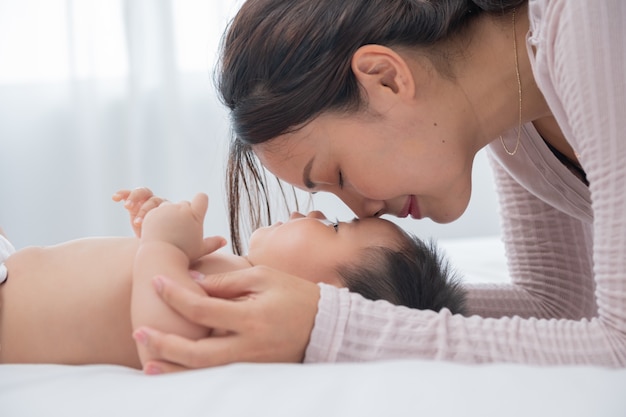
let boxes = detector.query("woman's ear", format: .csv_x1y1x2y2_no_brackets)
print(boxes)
351,45,415,105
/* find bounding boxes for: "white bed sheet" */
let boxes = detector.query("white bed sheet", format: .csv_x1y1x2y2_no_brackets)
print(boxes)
1,361,625,417
2,236,625,417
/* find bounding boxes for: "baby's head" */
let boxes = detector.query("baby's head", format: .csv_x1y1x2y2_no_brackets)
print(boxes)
246,211,466,315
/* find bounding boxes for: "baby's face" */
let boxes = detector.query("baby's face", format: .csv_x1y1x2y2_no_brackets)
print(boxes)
246,211,404,285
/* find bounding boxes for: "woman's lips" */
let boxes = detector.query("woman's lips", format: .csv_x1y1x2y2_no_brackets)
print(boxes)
400,196,421,219
409,196,422,219
399,197,411,218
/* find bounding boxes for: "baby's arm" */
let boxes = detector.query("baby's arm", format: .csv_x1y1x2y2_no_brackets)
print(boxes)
131,193,218,368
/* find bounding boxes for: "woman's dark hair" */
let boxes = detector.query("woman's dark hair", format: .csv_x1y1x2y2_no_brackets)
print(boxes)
219,0,526,253
338,234,467,315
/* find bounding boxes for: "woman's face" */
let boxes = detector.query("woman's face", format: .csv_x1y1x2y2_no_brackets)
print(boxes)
246,211,403,286
254,109,476,224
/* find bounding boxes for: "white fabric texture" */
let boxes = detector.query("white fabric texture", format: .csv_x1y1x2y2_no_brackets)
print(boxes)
0,0,243,250
0,235,15,262
0,235,15,284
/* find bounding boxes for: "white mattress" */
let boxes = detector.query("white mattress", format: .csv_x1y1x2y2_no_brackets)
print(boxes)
1,361,625,417
2,236,625,417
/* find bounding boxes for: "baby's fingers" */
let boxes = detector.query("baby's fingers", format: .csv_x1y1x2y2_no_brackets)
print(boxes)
112,189,131,203
191,193,209,222
133,196,168,227
112,187,165,236
123,187,155,208
112,187,155,212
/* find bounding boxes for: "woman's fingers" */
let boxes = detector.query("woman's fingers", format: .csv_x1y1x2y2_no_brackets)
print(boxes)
196,267,261,297
143,360,188,375
153,275,250,330
148,267,321,368
135,327,243,370
136,324,303,371
135,328,219,371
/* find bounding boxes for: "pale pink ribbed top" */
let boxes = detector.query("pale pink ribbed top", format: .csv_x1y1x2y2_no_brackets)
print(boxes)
304,0,626,367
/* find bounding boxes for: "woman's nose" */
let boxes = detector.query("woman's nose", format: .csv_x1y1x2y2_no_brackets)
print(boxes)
360,201,385,218
330,187,386,218
305,210,327,220
341,195,385,218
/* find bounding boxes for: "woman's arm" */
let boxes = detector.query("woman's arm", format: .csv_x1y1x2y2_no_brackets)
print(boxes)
462,156,595,321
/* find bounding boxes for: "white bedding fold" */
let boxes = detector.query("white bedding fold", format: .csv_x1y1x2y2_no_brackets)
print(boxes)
0,235,15,262
0,235,15,284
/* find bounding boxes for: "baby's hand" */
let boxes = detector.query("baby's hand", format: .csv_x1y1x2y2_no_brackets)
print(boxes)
113,187,167,237
140,193,209,260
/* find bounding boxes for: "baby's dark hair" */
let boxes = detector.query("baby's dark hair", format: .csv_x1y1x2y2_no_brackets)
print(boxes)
337,233,467,315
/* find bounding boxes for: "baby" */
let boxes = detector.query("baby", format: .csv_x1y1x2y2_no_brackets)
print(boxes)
0,189,465,369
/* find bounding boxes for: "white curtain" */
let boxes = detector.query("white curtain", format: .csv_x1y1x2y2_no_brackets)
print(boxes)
0,0,244,248
0,0,499,251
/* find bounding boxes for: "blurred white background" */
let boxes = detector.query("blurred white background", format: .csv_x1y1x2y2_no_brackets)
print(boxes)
0,0,500,251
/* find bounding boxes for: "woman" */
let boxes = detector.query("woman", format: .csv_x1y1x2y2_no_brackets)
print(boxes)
132,0,626,372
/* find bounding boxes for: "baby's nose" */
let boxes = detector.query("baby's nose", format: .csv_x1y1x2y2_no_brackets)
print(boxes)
306,210,327,220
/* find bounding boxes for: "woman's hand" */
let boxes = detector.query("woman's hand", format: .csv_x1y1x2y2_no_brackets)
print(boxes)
132,266,321,374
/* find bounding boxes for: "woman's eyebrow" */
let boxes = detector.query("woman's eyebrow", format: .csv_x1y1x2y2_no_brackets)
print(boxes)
302,157,316,189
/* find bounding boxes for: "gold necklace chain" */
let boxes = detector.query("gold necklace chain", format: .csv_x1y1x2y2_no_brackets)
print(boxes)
500,8,522,156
